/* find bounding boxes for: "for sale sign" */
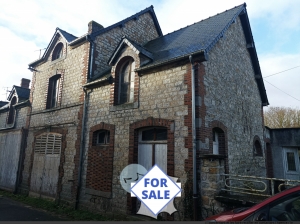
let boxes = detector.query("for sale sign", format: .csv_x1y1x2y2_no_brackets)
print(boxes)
131,165,182,216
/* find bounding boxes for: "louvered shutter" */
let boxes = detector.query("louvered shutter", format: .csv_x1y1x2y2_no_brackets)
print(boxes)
35,133,62,154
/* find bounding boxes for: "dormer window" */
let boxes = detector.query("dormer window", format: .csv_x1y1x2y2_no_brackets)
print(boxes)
52,43,63,61
118,58,135,104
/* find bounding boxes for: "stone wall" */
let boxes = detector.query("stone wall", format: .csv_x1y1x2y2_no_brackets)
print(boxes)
92,12,160,77
21,11,162,206
80,61,190,217
20,35,89,203
199,16,266,213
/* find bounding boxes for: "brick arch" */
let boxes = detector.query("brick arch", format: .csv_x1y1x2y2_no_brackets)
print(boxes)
210,120,228,173
110,48,140,107
127,117,175,214
86,122,115,193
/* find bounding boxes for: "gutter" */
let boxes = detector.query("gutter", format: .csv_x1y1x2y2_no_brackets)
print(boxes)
136,50,208,73
189,55,198,221
69,35,88,47
75,87,92,209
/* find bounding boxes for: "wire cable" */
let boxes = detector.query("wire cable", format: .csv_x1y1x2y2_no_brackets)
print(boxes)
263,65,300,78
263,79,300,102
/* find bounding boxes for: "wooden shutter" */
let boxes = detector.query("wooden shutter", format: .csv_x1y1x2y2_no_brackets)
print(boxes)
35,133,62,154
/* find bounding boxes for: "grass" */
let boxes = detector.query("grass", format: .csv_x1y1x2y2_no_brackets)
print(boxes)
0,190,138,221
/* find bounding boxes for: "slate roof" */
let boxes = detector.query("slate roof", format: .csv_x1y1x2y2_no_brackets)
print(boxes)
108,36,153,66
0,101,8,108
57,28,77,42
140,4,245,70
8,86,30,101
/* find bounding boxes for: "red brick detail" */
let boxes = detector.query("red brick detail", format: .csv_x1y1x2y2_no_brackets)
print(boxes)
127,117,175,215
86,122,115,193
210,120,229,174
28,128,68,199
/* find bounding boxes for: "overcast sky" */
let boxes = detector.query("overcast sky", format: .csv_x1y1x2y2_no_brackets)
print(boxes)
1,0,299,109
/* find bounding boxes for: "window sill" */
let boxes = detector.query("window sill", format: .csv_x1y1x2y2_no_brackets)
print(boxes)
110,102,138,111
50,55,66,65
199,154,226,159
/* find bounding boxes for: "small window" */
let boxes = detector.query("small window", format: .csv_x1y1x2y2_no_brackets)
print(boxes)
92,130,110,146
52,43,63,61
118,58,135,104
287,152,296,171
7,96,17,124
46,74,61,109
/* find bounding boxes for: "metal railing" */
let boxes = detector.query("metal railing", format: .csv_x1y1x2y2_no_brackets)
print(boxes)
221,174,300,198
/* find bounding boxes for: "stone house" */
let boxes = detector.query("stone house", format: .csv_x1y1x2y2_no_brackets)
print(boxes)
18,3,269,220
0,78,30,192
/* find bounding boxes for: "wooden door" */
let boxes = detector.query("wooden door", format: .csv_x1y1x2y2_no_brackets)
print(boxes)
30,133,61,198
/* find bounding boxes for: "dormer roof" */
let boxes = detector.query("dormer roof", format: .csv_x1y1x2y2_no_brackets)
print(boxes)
108,36,153,66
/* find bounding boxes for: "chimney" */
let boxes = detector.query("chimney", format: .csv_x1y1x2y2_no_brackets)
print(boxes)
20,78,30,89
88,21,104,34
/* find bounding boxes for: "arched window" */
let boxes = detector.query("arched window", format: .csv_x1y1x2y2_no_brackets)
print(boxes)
52,43,63,61
253,137,263,156
212,127,225,155
7,96,17,124
118,58,135,104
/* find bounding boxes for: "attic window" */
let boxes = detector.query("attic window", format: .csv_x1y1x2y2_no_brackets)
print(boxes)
52,43,63,61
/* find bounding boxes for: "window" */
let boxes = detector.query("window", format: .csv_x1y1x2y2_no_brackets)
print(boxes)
35,133,62,154
138,127,168,172
118,58,135,104
46,74,61,109
286,152,296,171
253,138,263,156
52,43,63,61
212,127,225,155
7,96,17,124
92,130,110,146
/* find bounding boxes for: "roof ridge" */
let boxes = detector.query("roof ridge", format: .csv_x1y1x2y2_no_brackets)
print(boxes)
90,5,162,37
56,27,78,38
143,3,245,45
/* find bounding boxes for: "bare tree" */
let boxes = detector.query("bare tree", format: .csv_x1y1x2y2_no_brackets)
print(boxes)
264,107,300,128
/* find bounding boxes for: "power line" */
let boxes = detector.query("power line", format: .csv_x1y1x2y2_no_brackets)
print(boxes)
263,65,300,78
263,79,300,102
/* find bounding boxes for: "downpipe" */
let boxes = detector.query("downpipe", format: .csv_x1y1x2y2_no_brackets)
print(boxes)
189,55,198,221
75,87,92,209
